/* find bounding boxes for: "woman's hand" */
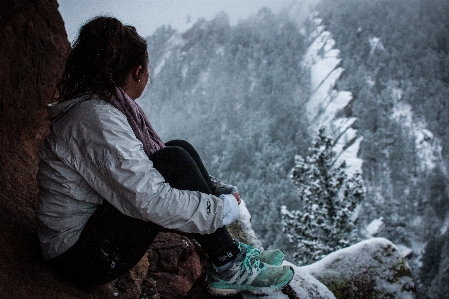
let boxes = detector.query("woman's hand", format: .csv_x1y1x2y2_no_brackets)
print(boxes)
219,194,240,226
233,192,241,205
218,184,241,205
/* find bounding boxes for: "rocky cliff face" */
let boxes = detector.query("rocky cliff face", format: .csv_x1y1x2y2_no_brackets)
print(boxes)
301,14,363,176
0,0,70,297
0,0,69,218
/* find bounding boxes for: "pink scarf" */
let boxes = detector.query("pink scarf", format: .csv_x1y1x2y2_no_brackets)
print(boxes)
108,87,165,156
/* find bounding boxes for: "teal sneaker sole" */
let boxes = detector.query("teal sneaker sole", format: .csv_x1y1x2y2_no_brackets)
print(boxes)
208,266,294,296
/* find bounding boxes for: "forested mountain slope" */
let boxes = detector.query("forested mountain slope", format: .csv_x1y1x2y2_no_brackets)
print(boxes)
0,1,423,297
141,1,448,296
141,2,365,260
315,0,449,297
140,9,311,246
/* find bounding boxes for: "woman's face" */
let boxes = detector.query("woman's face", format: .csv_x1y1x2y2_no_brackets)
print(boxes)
123,58,150,100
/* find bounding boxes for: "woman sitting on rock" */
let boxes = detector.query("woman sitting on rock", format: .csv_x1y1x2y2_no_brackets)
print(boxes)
36,16,293,296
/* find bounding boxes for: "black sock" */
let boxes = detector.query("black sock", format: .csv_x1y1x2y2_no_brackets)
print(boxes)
214,240,242,266
195,227,241,266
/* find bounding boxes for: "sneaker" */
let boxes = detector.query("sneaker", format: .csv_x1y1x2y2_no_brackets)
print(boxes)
240,242,285,266
208,246,294,296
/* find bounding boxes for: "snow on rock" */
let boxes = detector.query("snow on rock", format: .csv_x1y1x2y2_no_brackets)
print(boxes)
306,71,346,122
335,136,364,176
284,266,336,299
329,118,357,150
234,212,415,298
242,264,336,299
232,204,417,298
330,118,364,172
153,49,171,76
309,52,341,91
227,199,264,250
302,238,416,299
302,16,363,175
396,244,413,258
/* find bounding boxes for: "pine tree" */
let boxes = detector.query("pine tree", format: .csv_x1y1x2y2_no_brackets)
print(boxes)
281,128,365,265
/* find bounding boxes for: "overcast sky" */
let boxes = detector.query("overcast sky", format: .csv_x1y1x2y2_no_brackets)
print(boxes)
58,0,300,43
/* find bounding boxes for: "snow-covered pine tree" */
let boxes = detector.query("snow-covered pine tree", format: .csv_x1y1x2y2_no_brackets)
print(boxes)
281,128,365,265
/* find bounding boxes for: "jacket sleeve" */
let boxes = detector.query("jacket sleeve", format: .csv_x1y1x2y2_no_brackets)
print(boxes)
54,100,224,235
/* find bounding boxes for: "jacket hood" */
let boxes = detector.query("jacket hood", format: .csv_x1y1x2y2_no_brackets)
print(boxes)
47,93,92,123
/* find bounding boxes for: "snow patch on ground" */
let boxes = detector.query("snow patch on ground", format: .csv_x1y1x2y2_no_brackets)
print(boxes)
441,212,449,235
396,244,413,258
238,199,264,249
369,36,385,54
152,33,183,76
363,217,384,238
392,99,444,172
153,50,172,76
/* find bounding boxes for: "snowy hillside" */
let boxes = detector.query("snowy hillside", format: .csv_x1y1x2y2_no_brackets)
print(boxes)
141,9,310,248
137,4,425,296
314,1,449,296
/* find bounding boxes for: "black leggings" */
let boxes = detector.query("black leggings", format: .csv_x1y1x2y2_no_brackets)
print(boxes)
46,140,239,287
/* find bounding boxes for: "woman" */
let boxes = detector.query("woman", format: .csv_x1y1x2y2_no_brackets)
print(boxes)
36,16,293,296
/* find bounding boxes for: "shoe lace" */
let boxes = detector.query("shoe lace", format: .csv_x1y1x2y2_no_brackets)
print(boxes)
242,242,261,257
240,246,268,275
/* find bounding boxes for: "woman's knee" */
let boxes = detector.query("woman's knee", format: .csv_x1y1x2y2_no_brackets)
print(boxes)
151,145,191,163
165,140,195,152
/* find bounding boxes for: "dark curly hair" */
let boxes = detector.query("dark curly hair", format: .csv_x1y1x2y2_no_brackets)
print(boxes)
57,16,148,101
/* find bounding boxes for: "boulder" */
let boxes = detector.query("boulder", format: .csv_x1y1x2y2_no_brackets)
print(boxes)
145,232,203,298
302,238,417,299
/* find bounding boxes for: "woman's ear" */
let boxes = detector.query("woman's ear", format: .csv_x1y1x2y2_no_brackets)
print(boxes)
133,65,143,81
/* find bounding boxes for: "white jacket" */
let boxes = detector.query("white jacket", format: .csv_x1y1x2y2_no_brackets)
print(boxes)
36,94,224,260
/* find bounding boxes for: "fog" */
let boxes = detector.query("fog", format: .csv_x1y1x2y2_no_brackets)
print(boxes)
58,0,297,42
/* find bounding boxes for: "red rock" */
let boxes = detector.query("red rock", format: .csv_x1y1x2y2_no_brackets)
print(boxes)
146,232,204,298
0,0,71,297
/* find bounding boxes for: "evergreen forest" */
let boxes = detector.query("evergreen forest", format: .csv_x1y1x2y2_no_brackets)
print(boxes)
316,1,449,297
139,1,449,296
141,9,311,247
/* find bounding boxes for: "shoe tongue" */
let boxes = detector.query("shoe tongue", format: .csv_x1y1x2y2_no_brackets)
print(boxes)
247,256,265,268
243,247,267,269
